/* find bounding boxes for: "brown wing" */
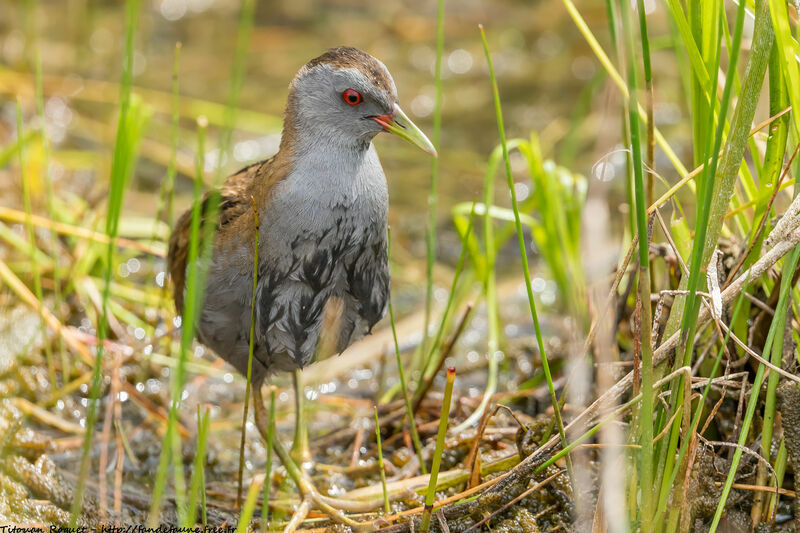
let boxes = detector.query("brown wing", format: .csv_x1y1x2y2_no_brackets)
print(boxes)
166,153,291,313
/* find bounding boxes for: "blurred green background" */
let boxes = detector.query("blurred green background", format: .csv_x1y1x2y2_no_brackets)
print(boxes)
0,0,687,265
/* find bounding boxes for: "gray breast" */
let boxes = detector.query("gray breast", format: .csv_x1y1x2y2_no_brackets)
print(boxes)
196,144,390,381
253,143,390,372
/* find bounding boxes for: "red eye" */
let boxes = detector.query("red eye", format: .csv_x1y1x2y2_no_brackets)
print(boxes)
343,89,362,106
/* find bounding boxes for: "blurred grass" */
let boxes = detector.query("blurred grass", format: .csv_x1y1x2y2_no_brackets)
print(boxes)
17,98,55,390
150,114,204,525
149,0,255,522
420,0,446,377
69,0,148,523
34,49,65,388
3,0,800,530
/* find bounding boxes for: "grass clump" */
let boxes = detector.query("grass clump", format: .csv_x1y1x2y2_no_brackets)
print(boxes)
5,0,800,530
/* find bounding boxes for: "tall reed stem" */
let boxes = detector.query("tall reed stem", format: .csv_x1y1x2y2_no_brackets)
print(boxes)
375,406,390,514
420,0,446,372
260,386,275,533
619,0,654,526
237,197,260,506
420,367,455,533
387,228,426,474
478,24,574,487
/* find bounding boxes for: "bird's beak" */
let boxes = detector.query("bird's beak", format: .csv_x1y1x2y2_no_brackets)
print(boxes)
372,103,437,158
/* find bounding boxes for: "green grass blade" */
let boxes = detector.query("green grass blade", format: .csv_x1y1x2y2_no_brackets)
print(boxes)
237,197,260,506
416,202,477,399
171,116,210,525
655,5,774,514
236,476,264,533
450,142,502,432
187,405,210,525
69,0,144,523
710,245,800,531
387,228,426,474
261,387,275,533
664,0,711,91
420,0,446,373
478,24,574,487
374,406,390,514
420,367,455,533
676,0,750,368
149,116,206,525
654,280,751,521
768,0,800,136
619,0,655,524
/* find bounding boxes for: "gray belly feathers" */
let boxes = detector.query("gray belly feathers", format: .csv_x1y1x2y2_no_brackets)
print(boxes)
196,146,390,382
255,214,389,370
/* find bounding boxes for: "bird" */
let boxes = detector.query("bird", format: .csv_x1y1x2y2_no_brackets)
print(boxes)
167,46,436,526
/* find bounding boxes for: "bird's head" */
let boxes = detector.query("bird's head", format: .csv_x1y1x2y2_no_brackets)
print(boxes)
285,46,437,157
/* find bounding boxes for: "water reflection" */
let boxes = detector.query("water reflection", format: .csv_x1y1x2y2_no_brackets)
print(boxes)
0,0,595,228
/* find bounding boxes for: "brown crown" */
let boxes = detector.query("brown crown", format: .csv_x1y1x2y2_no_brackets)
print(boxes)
300,46,395,96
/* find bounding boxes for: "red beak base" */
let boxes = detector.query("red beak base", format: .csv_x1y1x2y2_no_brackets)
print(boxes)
372,114,395,130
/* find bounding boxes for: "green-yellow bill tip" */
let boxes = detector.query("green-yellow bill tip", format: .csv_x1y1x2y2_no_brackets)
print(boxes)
374,104,438,158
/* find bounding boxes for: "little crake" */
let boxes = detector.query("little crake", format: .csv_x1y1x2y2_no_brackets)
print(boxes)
167,47,435,525
169,46,435,380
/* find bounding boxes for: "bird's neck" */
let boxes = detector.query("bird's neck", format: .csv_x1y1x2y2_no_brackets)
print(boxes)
279,114,379,193
266,115,385,218
291,137,381,201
